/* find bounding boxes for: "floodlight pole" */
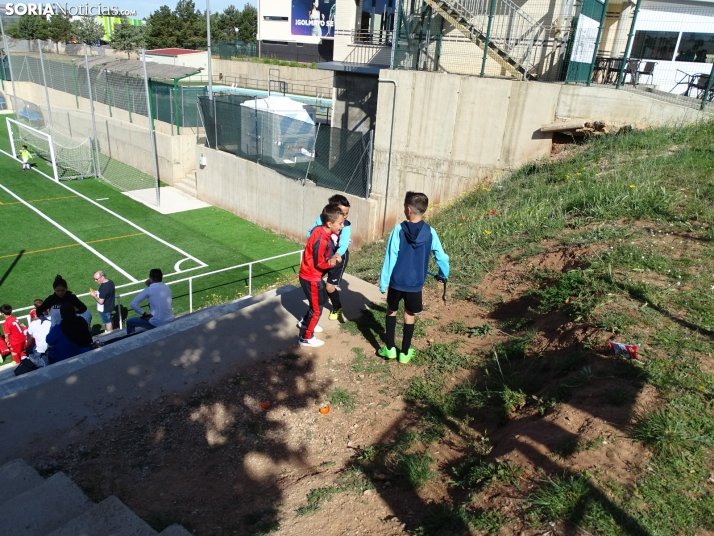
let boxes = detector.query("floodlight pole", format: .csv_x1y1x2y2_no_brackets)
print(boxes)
142,49,161,206
83,44,101,178
37,40,53,126
0,13,18,120
206,0,214,100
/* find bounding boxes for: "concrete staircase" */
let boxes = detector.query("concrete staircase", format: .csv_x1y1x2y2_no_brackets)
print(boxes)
414,0,545,79
174,171,197,198
0,459,191,536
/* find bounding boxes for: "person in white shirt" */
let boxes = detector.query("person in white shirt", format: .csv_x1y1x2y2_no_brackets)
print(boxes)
126,268,174,334
27,306,52,355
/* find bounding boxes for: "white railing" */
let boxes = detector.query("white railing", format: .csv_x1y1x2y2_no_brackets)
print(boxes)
1,250,303,331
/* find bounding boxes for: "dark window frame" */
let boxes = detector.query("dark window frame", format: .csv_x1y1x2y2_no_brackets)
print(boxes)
631,30,679,61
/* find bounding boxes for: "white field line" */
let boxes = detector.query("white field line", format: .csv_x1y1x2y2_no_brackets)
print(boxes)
0,183,139,283
0,147,208,270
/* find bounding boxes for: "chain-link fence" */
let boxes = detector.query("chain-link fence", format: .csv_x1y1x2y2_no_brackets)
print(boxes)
390,0,713,111
2,37,161,203
198,94,372,198
217,40,258,60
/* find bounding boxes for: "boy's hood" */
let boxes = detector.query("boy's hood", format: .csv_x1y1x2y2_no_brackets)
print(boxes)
400,220,429,247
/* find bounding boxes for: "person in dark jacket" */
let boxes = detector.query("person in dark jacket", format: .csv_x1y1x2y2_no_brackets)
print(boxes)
378,191,450,364
45,302,92,364
41,275,92,328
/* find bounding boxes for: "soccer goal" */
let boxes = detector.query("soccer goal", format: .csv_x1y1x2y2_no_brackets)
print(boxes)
6,117,96,181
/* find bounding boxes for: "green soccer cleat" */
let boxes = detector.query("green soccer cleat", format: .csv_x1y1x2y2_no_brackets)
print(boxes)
328,307,343,321
399,349,415,364
377,346,397,359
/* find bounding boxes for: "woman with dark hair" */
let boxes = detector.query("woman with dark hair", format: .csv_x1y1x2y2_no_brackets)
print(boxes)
40,275,92,328
45,302,92,364
309,0,323,37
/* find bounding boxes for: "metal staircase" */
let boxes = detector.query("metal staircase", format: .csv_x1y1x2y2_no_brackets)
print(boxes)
402,0,547,79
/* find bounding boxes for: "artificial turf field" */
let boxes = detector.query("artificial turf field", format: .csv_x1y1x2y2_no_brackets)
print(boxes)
0,119,301,332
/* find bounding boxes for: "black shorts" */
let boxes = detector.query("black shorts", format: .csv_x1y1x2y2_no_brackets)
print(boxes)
326,249,349,287
386,287,423,315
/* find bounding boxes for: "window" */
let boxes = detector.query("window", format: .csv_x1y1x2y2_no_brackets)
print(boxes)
359,0,395,38
631,31,679,61
675,32,714,63
263,16,288,21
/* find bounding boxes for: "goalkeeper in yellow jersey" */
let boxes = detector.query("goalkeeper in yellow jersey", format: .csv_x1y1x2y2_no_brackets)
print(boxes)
19,145,31,171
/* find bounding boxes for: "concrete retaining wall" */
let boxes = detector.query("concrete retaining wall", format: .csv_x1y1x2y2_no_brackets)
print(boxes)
371,70,713,234
555,85,710,127
210,58,334,92
194,145,378,246
10,82,195,185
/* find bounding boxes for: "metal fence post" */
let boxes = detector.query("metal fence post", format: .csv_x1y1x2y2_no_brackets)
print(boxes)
0,15,18,121
480,0,497,78
615,0,641,89
189,278,193,312
84,44,101,179
587,0,610,87
141,49,161,207
365,129,373,199
37,40,53,126
702,63,714,112
248,264,253,296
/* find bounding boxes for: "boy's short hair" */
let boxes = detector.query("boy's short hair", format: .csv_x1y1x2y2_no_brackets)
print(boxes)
149,268,163,282
328,194,350,208
320,204,344,224
0,304,12,315
21,145,27,149
404,191,429,215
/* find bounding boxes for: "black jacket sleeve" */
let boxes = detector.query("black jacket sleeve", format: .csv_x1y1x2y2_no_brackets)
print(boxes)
69,293,88,313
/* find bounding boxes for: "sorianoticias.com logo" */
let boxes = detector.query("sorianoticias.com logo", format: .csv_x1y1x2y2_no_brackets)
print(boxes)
5,3,137,16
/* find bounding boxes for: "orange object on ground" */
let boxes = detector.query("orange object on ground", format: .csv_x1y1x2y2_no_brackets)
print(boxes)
260,401,271,409
319,405,330,414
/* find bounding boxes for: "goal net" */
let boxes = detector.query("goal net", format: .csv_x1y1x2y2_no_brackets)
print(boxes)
6,116,96,181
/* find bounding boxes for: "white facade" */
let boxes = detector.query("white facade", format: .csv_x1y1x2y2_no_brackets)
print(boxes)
144,51,209,72
631,0,714,93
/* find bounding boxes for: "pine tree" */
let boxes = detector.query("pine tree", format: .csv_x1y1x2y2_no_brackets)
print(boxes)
71,16,105,46
6,16,49,43
111,18,145,59
145,5,178,49
47,14,72,53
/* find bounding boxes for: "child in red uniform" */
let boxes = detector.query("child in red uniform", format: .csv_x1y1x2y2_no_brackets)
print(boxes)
298,204,344,347
1,304,27,363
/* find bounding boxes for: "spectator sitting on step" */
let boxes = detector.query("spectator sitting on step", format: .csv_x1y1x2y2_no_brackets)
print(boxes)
127,268,174,335
41,274,92,329
26,300,51,357
45,302,93,364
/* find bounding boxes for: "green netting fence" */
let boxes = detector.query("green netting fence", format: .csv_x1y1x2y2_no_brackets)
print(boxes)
217,40,258,60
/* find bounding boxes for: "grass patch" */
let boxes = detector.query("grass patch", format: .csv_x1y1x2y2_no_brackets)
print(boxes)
296,468,373,516
328,387,357,413
395,452,434,489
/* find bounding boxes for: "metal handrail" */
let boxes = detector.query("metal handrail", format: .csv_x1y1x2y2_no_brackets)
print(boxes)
1,250,303,329
434,0,546,70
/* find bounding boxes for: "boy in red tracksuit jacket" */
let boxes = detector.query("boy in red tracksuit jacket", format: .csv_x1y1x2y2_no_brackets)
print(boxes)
298,204,345,347
1,304,27,364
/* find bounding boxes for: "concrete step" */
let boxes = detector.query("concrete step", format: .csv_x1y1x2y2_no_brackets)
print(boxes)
47,495,157,536
0,459,45,503
159,525,193,536
181,171,197,187
174,181,197,198
0,471,93,536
